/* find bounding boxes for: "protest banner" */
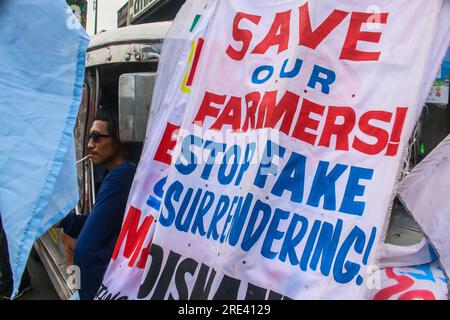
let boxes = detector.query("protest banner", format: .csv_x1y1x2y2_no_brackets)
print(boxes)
0,0,89,298
378,239,435,269
369,261,448,300
398,134,450,285
369,240,447,300
96,0,213,300
100,0,450,300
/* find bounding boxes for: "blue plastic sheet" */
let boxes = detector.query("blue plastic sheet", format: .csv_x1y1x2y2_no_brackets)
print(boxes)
0,0,89,298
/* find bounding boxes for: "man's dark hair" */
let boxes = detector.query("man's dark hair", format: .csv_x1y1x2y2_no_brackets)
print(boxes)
93,107,129,159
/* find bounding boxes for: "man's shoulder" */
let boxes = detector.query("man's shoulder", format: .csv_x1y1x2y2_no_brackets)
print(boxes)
116,161,137,174
105,161,137,182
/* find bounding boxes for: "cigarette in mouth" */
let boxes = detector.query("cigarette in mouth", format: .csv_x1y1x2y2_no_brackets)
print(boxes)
76,155,91,164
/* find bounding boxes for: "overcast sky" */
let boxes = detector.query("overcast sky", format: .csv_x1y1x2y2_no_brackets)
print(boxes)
85,0,127,36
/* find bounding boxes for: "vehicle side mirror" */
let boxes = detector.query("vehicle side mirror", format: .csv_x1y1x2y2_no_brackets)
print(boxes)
118,72,157,142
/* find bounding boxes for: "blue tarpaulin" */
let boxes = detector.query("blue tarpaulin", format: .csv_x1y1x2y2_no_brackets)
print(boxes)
0,0,89,298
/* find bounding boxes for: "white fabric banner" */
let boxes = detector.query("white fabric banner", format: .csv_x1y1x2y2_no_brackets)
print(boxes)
99,0,450,300
378,239,435,269
371,242,447,300
368,262,448,300
143,0,450,300
398,134,450,282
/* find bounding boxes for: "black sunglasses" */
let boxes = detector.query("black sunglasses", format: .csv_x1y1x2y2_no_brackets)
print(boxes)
88,131,110,142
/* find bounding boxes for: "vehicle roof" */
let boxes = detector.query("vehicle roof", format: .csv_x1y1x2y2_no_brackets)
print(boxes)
88,21,172,51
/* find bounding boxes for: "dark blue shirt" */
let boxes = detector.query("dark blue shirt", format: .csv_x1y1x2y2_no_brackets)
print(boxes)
60,161,136,300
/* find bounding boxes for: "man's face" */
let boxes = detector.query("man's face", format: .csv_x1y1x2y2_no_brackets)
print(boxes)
87,120,118,166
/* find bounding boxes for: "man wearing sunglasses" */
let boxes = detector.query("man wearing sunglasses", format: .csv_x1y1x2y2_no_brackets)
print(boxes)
59,107,136,300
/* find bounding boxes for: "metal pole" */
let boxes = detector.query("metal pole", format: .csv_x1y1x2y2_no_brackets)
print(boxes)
94,0,98,34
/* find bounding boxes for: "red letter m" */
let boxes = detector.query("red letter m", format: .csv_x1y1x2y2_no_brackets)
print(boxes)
112,206,154,268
